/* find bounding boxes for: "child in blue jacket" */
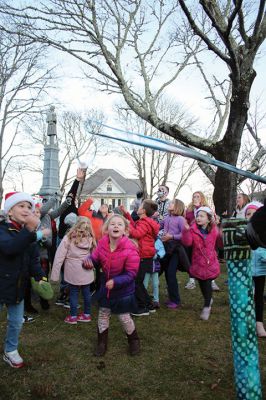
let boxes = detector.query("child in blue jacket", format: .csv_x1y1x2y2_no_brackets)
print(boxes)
143,237,165,308
0,192,46,369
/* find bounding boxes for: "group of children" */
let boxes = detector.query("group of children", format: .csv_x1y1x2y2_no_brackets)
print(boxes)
0,177,265,369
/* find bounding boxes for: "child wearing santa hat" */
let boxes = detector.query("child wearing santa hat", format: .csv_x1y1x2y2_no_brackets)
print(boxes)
245,201,266,338
0,192,47,369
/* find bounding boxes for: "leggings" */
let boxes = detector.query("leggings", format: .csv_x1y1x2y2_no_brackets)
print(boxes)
98,307,135,335
253,276,265,322
198,279,212,307
143,272,159,303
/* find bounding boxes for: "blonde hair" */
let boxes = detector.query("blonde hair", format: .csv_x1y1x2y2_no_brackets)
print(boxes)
67,217,96,249
102,214,129,235
187,191,208,211
171,199,185,216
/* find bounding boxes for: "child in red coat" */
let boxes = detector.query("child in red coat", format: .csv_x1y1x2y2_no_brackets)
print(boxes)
182,206,223,321
122,200,160,316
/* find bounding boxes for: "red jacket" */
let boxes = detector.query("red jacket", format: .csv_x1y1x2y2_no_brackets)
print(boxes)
78,198,104,241
182,223,223,280
125,213,160,258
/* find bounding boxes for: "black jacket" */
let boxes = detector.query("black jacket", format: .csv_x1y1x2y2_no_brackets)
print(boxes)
58,179,80,239
0,221,43,304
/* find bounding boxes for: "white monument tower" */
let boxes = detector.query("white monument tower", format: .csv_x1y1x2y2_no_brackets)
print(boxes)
38,106,61,199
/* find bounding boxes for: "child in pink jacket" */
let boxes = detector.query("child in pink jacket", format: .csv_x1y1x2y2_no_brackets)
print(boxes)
51,217,96,324
83,214,140,356
182,207,223,321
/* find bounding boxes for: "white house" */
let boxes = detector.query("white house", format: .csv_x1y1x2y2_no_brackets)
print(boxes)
80,169,142,211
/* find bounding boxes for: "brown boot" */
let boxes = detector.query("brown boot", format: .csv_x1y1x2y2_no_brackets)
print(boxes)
94,328,108,357
127,329,140,356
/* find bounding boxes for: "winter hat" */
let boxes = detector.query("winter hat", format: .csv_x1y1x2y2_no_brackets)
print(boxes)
64,212,78,227
246,198,266,250
31,278,54,300
4,192,35,213
244,201,263,216
195,206,213,217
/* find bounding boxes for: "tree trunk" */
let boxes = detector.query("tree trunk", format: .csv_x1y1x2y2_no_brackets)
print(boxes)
212,72,255,215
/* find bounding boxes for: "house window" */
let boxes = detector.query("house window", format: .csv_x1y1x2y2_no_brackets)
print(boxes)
101,198,105,205
107,178,112,192
118,199,121,206
112,199,116,209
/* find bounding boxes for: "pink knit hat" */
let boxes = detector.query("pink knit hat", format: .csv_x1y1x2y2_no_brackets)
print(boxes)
4,192,35,213
244,201,263,217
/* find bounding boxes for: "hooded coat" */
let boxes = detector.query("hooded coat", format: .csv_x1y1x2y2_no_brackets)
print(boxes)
51,235,94,285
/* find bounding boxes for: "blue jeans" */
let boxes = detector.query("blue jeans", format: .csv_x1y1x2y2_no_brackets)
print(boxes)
69,284,91,316
0,300,24,352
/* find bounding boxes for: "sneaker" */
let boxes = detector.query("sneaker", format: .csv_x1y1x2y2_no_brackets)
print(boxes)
200,307,211,321
166,302,181,309
153,301,160,309
147,304,156,313
131,308,150,316
55,295,67,306
211,281,220,291
64,315,77,325
3,350,24,369
77,313,92,323
63,301,80,309
185,279,196,290
23,315,36,323
256,322,266,338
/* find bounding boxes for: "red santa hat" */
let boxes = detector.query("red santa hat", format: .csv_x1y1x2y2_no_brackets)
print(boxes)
4,192,35,213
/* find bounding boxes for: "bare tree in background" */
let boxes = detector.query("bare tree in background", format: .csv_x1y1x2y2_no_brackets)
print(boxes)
1,1,266,213
0,27,54,204
116,97,197,198
238,99,266,197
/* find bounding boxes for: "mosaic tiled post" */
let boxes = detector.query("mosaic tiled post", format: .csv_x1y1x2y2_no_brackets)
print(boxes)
222,219,262,400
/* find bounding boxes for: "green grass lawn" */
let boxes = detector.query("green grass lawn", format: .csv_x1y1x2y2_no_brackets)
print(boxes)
0,264,265,400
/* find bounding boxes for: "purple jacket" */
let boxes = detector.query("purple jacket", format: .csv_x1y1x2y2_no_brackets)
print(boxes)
90,234,140,300
160,215,186,240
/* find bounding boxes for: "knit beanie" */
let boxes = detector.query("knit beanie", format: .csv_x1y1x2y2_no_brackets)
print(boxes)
64,212,78,227
248,198,266,247
195,206,213,217
4,192,35,213
244,201,263,217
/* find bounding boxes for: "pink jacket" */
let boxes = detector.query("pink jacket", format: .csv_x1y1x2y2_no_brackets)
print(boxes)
90,234,140,299
182,223,223,280
51,236,94,285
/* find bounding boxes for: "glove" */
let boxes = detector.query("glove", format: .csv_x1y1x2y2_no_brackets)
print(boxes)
82,258,94,270
31,278,54,300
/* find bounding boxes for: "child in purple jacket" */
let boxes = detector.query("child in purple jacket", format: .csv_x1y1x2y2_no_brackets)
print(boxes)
83,214,140,356
160,199,190,309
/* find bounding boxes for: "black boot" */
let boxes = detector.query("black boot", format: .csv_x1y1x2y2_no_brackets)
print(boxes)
94,329,108,357
40,298,50,310
127,329,140,356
